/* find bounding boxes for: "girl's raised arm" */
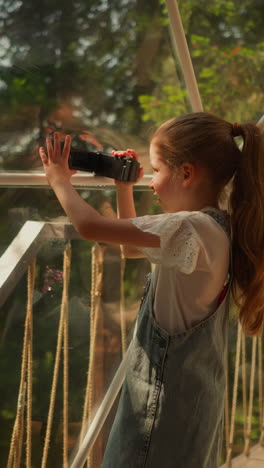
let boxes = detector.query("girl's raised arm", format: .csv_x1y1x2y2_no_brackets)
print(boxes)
39,133,159,249
114,150,147,258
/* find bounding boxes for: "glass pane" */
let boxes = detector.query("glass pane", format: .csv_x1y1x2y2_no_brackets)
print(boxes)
0,183,162,257
0,185,153,467
0,0,188,176
0,210,150,468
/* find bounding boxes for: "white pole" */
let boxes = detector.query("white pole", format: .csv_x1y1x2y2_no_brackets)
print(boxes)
70,342,132,468
258,114,264,128
0,172,151,187
165,0,203,112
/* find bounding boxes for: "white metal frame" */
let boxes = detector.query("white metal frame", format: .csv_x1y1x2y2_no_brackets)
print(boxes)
0,218,134,468
0,220,80,308
0,172,152,187
70,341,133,468
165,0,203,112
0,1,204,189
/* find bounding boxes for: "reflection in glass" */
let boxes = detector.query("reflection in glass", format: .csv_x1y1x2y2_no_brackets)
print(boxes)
0,186,152,467
0,0,187,175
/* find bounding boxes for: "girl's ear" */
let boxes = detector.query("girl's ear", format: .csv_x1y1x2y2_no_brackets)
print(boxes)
182,163,195,187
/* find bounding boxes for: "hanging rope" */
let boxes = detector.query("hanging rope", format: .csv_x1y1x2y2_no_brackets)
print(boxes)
26,260,34,468
226,322,242,466
259,335,264,445
41,243,72,468
63,245,71,467
225,325,263,463
79,244,105,468
243,336,257,456
7,258,36,468
224,338,230,458
16,383,26,468
120,253,127,357
242,333,248,440
258,336,263,433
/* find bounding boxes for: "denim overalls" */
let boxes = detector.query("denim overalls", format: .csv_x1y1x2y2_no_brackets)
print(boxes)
102,209,231,468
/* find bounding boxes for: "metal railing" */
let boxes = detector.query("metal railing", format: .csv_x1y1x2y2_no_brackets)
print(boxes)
0,220,80,308
0,219,133,467
1,220,264,468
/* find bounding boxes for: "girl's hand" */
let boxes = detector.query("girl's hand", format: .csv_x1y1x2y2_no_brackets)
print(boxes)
39,132,77,187
111,148,144,187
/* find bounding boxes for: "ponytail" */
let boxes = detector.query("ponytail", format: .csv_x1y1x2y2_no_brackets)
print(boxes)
230,123,264,335
153,111,264,335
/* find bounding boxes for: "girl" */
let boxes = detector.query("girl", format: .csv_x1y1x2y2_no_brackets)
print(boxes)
39,112,264,468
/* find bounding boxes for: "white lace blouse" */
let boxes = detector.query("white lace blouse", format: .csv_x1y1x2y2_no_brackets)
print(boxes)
131,208,231,334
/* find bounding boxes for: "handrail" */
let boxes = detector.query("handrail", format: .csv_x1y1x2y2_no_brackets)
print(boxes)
0,220,81,308
1,220,263,467
0,172,152,188
0,219,134,467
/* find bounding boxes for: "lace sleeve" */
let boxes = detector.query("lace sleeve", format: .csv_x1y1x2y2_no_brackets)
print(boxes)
131,213,201,273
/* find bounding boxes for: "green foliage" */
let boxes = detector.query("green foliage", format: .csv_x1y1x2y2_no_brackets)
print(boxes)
0,0,169,171
139,87,187,126
138,54,190,126
139,0,264,125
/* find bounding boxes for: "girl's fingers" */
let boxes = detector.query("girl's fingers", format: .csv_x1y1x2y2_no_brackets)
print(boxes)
54,132,61,158
62,134,72,159
112,148,138,159
126,149,138,160
112,150,127,157
46,137,54,159
112,148,142,184
44,132,71,162
39,147,48,164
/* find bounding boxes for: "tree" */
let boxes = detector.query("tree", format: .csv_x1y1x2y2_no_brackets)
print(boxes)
0,0,169,170
140,0,264,125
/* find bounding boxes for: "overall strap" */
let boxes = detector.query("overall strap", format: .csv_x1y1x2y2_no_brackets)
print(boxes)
202,208,233,306
202,208,231,238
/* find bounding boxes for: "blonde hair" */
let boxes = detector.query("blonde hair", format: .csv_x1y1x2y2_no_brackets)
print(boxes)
153,112,264,336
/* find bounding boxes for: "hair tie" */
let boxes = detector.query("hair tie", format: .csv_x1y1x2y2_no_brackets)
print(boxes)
232,122,242,137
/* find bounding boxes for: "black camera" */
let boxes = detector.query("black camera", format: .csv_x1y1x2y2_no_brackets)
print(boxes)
69,149,140,182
